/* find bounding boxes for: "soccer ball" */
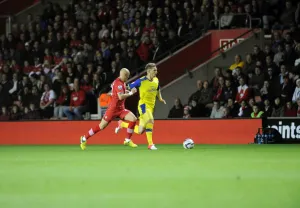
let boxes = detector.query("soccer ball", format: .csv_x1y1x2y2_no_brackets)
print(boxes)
183,138,194,149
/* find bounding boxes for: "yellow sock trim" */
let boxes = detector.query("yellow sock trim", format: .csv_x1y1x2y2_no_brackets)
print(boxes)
121,121,129,128
134,125,140,134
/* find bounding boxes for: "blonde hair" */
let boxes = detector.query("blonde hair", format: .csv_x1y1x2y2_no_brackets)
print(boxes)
145,63,156,72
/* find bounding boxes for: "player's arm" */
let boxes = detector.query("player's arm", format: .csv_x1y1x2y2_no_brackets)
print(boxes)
117,78,142,100
157,86,166,104
117,88,137,100
128,78,141,90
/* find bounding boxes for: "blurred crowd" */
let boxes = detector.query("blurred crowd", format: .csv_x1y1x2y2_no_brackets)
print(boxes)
1,0,300,121
169,28,300,119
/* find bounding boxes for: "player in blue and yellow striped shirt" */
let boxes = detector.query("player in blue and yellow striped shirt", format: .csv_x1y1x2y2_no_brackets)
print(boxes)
115,63,166,150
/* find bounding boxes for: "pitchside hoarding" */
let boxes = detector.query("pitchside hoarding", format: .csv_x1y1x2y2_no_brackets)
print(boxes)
263,118,300,143
0,119,261,145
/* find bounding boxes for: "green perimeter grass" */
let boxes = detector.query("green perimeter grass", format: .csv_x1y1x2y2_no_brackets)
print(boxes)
0,145,300,208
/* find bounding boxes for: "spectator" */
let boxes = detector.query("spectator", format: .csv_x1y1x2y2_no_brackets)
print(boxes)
265,55,279,75
235,77,250,103
166,30,179,51
237,100,249,117
279,0,296,29
40,83,56,119
122,48,139,76
176,17,189,38
183,106,191,119
8,73,19,97
18,75,31,92
284,43,298,67
210,67,223,90
249,66,264,95
220,5,233,29
13,95,24,111
10,105,21,120
223,69,235,83
288,71,299,85
292,79,300,103
280,76,293,103
264,45,274,60
210,100,224,118
189,99,203,117
222,107,233,118
213,76,225,102
136,35,152,62
243,98,255,117
279,64,289,85
243,54,255,75
53,85,70,119
52,71,64,96
0,106,9,121
225,98,238,117
251,105,264,118
271,97,284,117
229,55,244,71
198,80,213,108
168,98,184,118
297,98,300,117
63,81,86,120
263,99,273,117
30,86,41,108
223,79,236,101
37,74,47,92
284,101,297,117
24,103,41,120
188,80,203,104
0,80,12,108
252,45,265,63
260,80,274,101
150,37,165,61
274,45,285,67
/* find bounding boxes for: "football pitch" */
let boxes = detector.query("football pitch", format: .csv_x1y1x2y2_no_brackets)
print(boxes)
0,145,300,208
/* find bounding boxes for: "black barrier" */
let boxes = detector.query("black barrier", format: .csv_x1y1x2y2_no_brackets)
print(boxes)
263,117,300,144
254,128,282,144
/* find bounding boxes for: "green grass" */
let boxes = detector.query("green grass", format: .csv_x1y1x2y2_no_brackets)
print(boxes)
0,145,300,208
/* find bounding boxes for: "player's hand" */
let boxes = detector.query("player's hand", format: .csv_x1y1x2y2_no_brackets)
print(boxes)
131,88,137,94
69,106,73,111
160,98,166,104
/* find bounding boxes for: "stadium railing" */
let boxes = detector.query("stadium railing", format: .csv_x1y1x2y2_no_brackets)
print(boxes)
0,15,12,35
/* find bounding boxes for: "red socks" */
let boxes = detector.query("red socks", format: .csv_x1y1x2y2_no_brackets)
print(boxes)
85,125,101,139
126,121,136,139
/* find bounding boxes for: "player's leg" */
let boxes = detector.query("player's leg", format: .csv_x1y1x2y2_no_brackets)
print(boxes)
115,120,145,134
79,110,112,150
144,110,157,150
120,110,138,148
115,105,146,135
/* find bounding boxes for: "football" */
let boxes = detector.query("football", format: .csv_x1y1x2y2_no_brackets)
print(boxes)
183,138,194,149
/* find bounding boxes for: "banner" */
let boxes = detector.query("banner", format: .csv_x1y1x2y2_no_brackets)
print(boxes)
209,29,251,53
263,118,300,143
0,119,261,145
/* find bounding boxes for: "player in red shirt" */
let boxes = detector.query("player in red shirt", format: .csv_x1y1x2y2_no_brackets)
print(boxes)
80,68,138,150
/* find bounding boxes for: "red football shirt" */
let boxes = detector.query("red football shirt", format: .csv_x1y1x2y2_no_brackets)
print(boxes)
70,90,86,107
109,77,126,110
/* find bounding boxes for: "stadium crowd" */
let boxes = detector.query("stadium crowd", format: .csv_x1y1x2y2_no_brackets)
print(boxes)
0,0,204,120
0,0,300,121
169,30,300,119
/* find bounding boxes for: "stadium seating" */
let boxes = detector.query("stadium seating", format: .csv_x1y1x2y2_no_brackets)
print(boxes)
1,0,300,120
